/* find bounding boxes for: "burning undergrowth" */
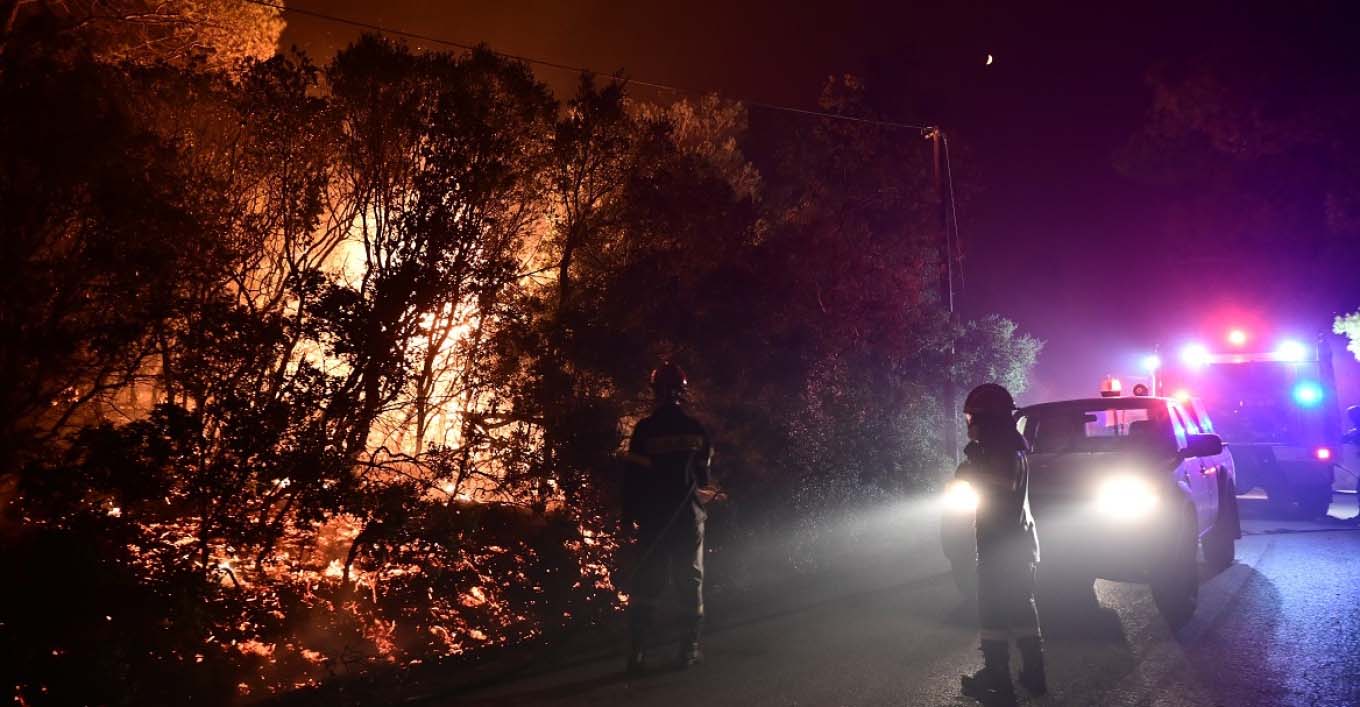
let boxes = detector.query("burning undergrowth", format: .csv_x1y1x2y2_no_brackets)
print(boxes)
5,464,621,704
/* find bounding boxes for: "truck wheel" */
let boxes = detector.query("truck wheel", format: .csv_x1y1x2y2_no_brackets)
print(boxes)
950,557,977,603
1203,478,1238,573
1152,506,1199,626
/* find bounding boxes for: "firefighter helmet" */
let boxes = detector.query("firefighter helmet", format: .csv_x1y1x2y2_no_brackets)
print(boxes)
651,362,688,399
964,383,1016,417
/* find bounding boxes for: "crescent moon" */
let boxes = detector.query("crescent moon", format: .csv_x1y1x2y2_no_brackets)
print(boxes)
985,54,994,65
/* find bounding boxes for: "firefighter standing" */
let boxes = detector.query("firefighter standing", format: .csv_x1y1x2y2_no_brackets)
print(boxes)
622,362,714,673
957,383,1047,704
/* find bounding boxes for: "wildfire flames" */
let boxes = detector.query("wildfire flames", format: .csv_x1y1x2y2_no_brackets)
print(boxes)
14,214,628,700
224,217,619,691
5,30,763,704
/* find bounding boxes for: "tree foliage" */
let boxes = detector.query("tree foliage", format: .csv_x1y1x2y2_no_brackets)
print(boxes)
1117,25,1360,314
1334,311,1360,362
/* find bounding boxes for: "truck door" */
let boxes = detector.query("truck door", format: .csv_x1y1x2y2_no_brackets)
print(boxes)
1173,404,1219,532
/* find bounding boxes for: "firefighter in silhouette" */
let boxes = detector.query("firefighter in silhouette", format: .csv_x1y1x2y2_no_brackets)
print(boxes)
621,362,716,673
957,383,1046,704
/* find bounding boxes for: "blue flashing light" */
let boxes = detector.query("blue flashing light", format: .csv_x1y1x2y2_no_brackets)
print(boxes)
1293,381,1324,407
1140,354,1162,372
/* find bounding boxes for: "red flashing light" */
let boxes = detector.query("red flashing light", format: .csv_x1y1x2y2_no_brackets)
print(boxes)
1100,376,1122,398
1315,447,1333,462
1227,329,1248,346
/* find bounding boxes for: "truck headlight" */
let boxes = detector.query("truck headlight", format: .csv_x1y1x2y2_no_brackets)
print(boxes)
943,479,979,513
1095,475,1159,521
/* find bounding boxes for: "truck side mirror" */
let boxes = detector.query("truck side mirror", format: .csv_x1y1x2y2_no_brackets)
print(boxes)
1181,433,1224,458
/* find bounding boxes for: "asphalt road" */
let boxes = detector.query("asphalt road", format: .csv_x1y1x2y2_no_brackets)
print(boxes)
444,495,1360,707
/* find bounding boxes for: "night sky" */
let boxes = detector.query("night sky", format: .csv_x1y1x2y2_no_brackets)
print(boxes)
281,0,1360,401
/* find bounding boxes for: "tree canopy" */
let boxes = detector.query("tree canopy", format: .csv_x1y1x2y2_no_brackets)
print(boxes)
1118,24,1360,317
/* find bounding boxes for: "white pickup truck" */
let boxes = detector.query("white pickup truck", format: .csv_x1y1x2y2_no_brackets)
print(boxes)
941,395,1242,624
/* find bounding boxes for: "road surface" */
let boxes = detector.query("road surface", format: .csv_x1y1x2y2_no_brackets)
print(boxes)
436,495,1360,707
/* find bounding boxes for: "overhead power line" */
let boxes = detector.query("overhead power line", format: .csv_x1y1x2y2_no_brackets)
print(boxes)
240,0,936,132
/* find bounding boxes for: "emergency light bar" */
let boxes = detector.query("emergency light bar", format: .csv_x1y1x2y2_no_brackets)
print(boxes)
1201,350,1317,365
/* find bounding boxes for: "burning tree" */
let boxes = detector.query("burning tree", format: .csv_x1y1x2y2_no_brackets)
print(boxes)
3,33,617,703
2,0,285,70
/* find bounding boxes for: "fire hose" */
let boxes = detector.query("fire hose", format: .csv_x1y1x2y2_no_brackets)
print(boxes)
621,478,720,588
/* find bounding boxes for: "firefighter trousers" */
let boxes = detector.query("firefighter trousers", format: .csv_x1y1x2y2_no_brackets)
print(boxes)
976,556,1040,643
628,516,705,645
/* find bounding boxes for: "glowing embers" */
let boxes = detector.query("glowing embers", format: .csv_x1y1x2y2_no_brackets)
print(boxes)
1094,474,1160,522
943,479,980,513
460,585,490,607
1292,380,1324,407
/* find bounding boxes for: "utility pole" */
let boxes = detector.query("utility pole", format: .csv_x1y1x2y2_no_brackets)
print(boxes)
928,127,959,465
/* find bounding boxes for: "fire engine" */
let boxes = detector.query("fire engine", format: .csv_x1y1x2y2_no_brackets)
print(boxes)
1151,330,1341,518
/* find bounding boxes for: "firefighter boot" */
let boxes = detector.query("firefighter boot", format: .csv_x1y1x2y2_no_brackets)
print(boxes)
1017,636,1048,695
961,640,1015,706
626,615,648,675
626,634,647,675
677,620,704,669
626,649,646,675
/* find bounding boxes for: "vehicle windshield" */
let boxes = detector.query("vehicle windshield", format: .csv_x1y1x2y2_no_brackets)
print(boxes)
1191,362,1326,445
1020,401,1178,455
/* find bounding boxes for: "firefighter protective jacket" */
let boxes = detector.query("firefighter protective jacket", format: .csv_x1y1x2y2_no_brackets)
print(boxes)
622,403,712,528
956,430,1039,564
